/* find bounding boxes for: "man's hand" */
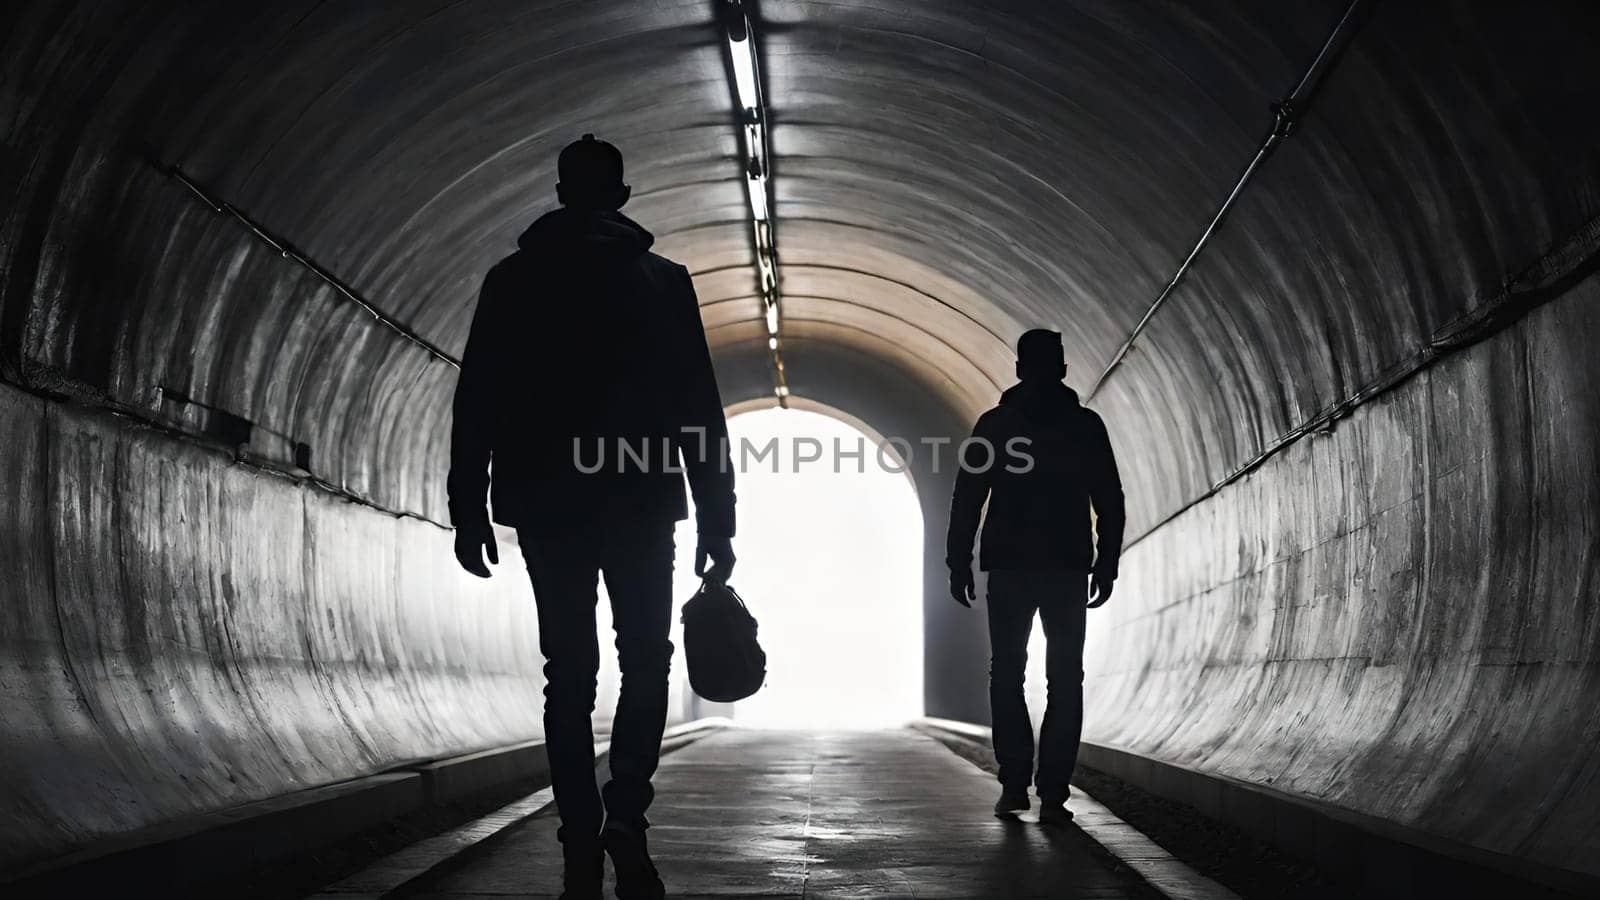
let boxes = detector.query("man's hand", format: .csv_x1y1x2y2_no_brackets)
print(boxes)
1087,571,1114,608
950,567,976,608
695,535,736,583
454,521,498,578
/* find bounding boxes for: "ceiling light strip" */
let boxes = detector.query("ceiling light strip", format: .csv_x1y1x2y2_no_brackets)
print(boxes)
722,0,790,407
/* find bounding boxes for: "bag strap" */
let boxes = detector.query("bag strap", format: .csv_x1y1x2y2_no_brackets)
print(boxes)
700,578,750,613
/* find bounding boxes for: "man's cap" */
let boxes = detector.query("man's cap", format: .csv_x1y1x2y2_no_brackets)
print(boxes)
558,133,624,191
1017,328,1064,367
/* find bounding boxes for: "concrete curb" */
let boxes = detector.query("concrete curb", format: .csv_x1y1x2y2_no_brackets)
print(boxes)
414,739,550,808
3,718,731,894
307,717,732,898
1076,740,1598,900
914,717,1596,899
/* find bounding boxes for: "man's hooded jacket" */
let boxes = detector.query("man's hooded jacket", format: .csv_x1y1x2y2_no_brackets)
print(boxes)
447,207,736,538
946,380,1124,575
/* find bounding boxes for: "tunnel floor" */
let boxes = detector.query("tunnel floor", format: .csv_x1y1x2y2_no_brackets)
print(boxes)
384,728,1162,899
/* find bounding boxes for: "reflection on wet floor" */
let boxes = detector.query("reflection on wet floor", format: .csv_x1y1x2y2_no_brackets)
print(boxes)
403,728,1159,899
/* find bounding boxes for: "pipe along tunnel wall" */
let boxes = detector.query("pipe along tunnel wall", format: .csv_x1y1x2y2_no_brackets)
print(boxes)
3,0,1600,886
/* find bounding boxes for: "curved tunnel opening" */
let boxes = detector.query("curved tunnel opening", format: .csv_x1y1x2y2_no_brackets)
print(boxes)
678,407,924,729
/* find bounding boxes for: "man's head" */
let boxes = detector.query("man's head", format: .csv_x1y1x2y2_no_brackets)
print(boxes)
1015,328,1066,383
557,134,630,211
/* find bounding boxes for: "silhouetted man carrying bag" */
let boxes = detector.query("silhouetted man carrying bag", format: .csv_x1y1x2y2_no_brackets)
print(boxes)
946,329,1124,825
448,134,736,900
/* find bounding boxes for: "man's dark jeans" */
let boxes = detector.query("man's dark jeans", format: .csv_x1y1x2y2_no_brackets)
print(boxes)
986,569,1088,802
519,520,676,843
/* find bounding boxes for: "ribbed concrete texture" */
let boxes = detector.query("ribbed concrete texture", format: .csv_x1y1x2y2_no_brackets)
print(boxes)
0,380,545,872
2,0,1598,886
1082,273,1600,879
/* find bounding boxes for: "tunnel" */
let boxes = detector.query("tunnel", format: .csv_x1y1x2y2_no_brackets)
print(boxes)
2,0,1598,897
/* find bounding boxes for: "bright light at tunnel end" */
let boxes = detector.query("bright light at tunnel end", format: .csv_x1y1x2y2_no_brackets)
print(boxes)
680,409,923,729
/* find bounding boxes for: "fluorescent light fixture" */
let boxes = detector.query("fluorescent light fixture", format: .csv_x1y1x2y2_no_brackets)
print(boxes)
747,176,769,221
728,32,760,112
744,123,766,172
724,5,789,406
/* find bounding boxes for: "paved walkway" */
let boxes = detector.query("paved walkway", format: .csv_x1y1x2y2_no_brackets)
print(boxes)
403,729,1158,899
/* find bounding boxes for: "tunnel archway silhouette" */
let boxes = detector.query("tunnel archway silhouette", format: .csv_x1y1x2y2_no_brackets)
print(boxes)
714,339,989,724
1,0,1597,888
674,406,924,728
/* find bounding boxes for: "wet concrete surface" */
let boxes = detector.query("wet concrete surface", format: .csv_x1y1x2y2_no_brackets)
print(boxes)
402,729,1160,899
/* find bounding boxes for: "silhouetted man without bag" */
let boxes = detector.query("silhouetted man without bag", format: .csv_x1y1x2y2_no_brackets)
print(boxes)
946,328,1124,825
448,134,736,900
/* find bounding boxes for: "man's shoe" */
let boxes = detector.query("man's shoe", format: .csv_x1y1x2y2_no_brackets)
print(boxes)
559,840,604,900
1037,801,1074,826
602,820,665,900
993,785,1030,818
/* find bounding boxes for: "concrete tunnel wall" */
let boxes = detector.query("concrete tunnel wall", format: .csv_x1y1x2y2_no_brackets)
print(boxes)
2,0,1599,884
1083,270,1600,878
0,381,545,870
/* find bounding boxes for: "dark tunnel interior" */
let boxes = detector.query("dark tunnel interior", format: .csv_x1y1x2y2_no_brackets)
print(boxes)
2,0,1599,894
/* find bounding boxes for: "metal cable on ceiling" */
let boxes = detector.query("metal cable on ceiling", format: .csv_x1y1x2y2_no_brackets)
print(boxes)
155,162,462,370
1085,0,1374,402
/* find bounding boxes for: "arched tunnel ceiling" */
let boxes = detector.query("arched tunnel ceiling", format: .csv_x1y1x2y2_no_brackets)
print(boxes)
5,1,1600,879
4,0,1597,531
